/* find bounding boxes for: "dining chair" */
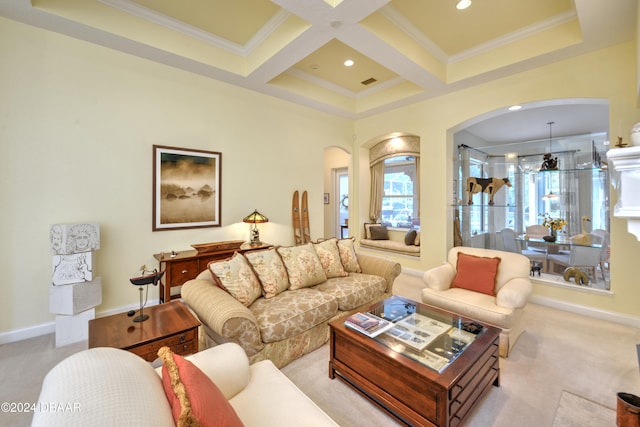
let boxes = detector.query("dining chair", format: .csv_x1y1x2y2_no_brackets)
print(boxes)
525,225,549,252
590,229,610,282
547,245,602,284
500,228,547,271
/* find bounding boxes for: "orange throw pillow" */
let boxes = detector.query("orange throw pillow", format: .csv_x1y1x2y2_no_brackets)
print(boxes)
451,252,501,296
158,347,244,427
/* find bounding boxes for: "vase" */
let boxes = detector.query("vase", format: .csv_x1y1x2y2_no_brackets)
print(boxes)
543,229,557,242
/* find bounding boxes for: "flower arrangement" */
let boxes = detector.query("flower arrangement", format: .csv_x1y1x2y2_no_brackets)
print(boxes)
542,214,567,232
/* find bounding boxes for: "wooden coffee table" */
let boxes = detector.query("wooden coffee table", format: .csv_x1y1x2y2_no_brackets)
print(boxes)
329,296,500,427
89,301,200,362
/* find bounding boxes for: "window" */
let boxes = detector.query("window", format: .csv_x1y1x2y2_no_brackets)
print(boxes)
381,156,419,229
368,134,420,226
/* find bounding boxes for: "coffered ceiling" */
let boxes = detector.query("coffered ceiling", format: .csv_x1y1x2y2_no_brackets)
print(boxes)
0,0,636,126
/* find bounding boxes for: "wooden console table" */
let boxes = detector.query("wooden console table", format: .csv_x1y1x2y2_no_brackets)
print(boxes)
154,240,271,303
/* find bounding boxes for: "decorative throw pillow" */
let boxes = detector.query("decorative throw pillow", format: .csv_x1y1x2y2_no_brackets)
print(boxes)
414,232,420,246
313,238,348,279
451,252,501,296
369,225,389,240
158,346,244,427
208,253,262,306
337,237,361,273
244,248,289,298
404,229,417,245
276,243,327,290
363,223,378,239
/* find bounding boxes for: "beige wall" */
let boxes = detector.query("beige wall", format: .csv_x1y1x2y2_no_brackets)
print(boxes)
354,41,640,319
0,18,353,336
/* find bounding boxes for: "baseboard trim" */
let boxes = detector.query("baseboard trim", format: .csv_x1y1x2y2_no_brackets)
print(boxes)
400,266,640,329
401,266,423,277
0,299,159,345
0,322,55,345
530,295,640,328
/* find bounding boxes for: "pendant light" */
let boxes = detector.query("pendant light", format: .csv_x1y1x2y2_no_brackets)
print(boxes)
542,121,559,199
541,121,559,171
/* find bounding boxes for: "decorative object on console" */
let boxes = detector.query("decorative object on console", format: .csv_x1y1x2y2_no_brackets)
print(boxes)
191,240,243,254
243,209,269,245
49,222,102,347
153,145,221,231
570,216,592,245
129,266,164,322
562,267,589,285
540,121,559,170
542,214,567,242
465,177,512,205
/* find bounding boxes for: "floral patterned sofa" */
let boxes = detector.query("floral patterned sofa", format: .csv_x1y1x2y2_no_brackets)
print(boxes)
182,238,401,368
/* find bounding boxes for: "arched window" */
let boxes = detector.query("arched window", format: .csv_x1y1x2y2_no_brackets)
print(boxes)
369,135,420,229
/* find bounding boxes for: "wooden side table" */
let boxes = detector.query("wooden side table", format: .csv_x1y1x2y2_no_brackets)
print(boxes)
88,301,200,362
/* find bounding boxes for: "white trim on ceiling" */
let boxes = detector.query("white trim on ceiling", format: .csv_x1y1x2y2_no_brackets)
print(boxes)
98,0,291,57
449,10,578,63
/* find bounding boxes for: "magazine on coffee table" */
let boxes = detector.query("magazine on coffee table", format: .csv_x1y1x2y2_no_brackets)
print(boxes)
344,312,394,338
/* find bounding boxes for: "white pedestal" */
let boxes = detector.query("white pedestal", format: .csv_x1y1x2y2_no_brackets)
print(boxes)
49,278,102,315
55,308,95,347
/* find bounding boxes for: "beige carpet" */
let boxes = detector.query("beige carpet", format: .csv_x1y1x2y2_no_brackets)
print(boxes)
552,391,615,427
282,345,620,427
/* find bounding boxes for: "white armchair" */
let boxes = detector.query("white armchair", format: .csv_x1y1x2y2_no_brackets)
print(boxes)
421,246,532,357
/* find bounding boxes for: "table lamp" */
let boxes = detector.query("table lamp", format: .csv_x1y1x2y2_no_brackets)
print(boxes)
243,209,268,245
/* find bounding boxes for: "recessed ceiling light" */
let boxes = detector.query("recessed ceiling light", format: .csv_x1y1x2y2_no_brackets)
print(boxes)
344,59,354,67
508,105,522,111
456,0,471,10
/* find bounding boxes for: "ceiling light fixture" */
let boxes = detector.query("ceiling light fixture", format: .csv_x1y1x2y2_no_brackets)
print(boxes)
344,59,354,67
456,0,472,10
541,121,559,171
542,121,559,199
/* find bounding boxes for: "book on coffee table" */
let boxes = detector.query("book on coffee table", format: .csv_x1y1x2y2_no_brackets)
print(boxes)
345,312,394,338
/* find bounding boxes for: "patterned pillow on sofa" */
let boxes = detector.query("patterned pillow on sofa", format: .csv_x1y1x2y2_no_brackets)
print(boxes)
313,238,348,279
277,243,327,290
337,237,361,273
208,252,262,306
244,248,289,298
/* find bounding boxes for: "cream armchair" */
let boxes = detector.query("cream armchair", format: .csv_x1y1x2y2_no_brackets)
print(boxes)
421,246,532,357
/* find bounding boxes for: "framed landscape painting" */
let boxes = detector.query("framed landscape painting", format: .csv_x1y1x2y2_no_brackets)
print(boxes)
153,145,221,231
